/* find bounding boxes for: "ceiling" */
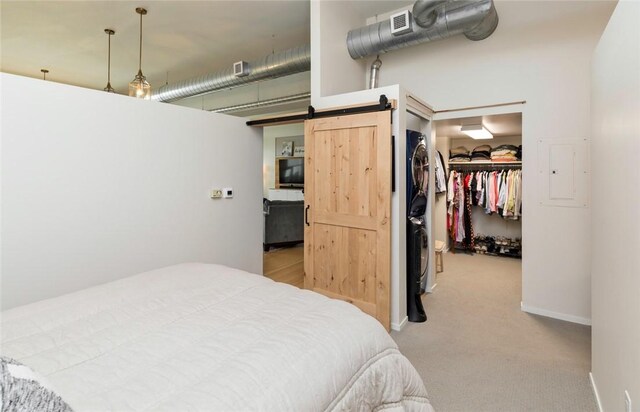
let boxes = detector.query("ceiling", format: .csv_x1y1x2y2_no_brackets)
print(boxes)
435,113,522,138
0,1,310,94
0,0,616,117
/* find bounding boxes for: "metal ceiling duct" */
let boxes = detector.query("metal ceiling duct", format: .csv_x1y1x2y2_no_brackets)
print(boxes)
209,92,311,114
346,0,498,60
152,44,310,103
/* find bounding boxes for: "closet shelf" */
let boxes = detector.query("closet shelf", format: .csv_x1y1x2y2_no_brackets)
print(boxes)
448,161,522,165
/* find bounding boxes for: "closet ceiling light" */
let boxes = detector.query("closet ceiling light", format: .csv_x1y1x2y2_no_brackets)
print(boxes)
461,124,493,140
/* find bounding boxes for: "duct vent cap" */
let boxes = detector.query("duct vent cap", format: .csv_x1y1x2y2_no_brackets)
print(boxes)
233,61,249,77
390,10,412,35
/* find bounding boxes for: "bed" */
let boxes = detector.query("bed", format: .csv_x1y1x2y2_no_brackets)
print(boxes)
1,263,433,411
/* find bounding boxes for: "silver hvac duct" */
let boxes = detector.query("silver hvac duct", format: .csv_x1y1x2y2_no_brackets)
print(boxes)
152,44,311,103
209,92,311,114
346,0,498,59
369,56,382,89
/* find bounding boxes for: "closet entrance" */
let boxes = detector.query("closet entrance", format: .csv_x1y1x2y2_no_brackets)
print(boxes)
433,112,523,296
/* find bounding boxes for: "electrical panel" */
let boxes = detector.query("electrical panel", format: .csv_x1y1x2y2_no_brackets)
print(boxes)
538,138,589,208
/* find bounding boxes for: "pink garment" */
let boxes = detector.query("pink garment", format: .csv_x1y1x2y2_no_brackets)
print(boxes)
487,172,494,213
491,171,499,213
456,174,465,243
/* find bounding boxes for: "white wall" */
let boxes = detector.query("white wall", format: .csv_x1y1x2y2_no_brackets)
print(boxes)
310,0,367,98
262,124,304,196
312,0,615,324
590,1,640,410
0,73,263,309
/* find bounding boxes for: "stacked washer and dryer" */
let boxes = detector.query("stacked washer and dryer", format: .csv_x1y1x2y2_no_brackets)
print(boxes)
406,130,429,323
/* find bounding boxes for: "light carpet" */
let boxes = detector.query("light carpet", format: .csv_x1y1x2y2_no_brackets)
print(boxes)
392,252,595,412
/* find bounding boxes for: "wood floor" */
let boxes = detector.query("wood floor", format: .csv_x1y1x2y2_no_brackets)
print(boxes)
263,245,304,288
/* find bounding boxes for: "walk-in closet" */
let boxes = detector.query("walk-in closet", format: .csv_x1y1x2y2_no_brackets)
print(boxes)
433,112,523,297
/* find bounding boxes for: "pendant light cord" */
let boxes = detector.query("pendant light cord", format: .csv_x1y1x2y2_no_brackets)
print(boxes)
138,11,143,72
108,33,112,83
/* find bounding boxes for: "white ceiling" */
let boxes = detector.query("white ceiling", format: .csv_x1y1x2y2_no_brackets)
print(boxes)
435,112,522,138
0,1,310,94
0,0,616,116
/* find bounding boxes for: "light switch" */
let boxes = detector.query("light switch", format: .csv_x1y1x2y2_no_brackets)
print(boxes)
210,189,222,199
223,188,233,198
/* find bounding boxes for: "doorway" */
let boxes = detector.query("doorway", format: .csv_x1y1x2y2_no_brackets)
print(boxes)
432,112,523,300
262,124,305,287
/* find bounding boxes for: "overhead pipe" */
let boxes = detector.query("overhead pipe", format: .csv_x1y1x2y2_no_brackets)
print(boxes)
346,0,498,60
152,44,311,103
412,0,449,28
208,92,311,114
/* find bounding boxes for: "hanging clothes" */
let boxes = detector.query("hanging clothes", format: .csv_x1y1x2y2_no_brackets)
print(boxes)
447,167,523,251
446,170,475,250
434,150,447,194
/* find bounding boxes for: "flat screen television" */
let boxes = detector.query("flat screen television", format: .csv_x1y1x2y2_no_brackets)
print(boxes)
278,158,304,187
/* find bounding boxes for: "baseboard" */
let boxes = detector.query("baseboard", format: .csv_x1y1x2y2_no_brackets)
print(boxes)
391,316,408,332
520,302,592,326
589,372,603,412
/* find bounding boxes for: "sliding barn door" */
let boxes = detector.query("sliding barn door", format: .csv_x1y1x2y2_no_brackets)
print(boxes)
304,111,392,330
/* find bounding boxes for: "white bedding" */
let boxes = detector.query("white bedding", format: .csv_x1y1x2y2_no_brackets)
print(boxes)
0,263,433,411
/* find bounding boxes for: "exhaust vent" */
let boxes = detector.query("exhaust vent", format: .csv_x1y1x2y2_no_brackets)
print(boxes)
233,61,249,77
390,10,412,35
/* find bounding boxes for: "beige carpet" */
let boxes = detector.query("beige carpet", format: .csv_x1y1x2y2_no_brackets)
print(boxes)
392,253,595,412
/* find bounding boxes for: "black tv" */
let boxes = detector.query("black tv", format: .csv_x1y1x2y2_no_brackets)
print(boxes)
278,158,304,187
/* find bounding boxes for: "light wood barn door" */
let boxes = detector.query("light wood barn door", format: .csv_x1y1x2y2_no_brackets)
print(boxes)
304,111,392,331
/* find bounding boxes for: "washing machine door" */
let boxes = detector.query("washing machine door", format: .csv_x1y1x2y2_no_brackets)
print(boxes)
411,141,428,193
419,226,429,293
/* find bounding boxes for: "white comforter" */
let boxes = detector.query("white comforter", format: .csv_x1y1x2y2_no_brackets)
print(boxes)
1,263,432,411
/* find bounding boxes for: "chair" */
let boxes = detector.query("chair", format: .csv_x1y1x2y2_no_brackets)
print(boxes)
435,240,445,273
263,199,304,251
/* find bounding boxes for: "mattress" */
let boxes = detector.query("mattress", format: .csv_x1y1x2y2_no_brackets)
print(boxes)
1,263,433,411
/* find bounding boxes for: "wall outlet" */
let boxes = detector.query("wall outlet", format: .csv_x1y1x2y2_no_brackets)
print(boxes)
625,390,632,412
210,189,222,199
223,188,233,198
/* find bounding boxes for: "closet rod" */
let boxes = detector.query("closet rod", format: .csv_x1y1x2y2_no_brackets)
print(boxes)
435,100,526,114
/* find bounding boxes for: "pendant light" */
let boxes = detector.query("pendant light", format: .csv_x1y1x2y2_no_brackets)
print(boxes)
128,7,151,99
40,69,49,80
104,29,116,93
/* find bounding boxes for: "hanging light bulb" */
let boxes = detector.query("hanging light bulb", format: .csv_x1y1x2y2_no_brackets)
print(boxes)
129,7,151,99
104,29,116,93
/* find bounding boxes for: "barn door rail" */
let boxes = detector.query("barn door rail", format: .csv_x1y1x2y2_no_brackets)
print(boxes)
246,95,394,127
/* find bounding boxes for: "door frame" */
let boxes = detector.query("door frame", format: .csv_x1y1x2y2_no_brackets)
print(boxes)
432,102,526,304
256,85,436,331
